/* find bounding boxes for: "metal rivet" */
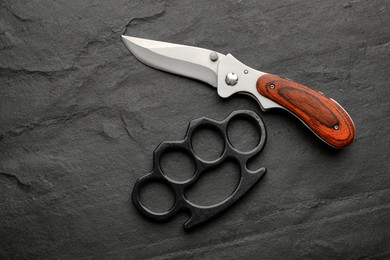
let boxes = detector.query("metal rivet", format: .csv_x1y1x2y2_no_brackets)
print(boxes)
269,84,275,89
244,70,248,74
210,52,218,61
334,125,339,130
225,72,239,86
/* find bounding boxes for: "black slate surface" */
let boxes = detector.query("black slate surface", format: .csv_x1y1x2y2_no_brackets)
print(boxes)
1,0,390,259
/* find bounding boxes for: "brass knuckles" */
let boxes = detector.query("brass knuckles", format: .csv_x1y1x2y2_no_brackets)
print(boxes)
132,110,267,230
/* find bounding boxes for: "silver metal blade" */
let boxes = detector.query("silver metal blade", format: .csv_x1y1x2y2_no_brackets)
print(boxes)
121,36,225,87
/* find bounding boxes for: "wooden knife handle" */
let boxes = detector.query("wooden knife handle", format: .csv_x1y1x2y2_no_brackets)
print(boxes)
256,74,355,148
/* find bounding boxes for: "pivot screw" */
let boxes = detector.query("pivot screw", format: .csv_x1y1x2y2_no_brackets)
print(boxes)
269,84,275,89
225,72,239,86
244,70,248,74
334,125,339,130
210,52,218,61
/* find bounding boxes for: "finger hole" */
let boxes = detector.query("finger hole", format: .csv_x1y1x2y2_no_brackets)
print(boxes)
184,160,240,206
138,181,175,214
160,149,196,183
191,125,225,162
227,116,261,152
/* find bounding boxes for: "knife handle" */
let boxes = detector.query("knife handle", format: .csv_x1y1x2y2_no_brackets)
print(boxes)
256,74,355,148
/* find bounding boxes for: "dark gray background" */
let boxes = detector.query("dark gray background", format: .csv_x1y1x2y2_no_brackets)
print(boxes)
1,0,390,259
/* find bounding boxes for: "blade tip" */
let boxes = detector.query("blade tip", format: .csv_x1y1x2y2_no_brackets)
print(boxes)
121,35,136,47
121,35,130,40
121,35,142,45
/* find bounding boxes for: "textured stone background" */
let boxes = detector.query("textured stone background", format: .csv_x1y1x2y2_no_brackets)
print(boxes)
1,0,390,258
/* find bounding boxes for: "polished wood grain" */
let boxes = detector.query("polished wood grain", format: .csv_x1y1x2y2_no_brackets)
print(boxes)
256,74,355,148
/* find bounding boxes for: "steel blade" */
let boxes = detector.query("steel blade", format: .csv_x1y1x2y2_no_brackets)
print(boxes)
121,36,225,87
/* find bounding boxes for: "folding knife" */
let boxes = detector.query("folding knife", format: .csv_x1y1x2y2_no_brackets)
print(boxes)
121,36,355,148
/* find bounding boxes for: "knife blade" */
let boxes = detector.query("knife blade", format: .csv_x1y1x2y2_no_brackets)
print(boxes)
121,35,355,148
